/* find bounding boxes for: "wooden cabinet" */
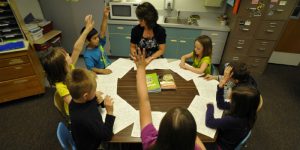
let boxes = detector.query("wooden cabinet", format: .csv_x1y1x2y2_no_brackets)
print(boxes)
222,0,298,74
0,44,45,103
0,0,45,103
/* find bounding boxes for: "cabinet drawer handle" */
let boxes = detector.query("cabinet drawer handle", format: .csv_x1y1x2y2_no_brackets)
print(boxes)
211,33,219,36
236,46,243,49
125,36,131,39
276,9,284,12
269,25,277,28
233,57,239,61
265,29,274,33
269,22,277,25
14,79,28,84
9,58,24,65
241,28,249,31
255,59,261,62
179,40,186,43
251,64,258,67
116,27,124,30
258,48,266,51
14,66,22,70
237,40,245,44
170,39,177,42
260,41,269,45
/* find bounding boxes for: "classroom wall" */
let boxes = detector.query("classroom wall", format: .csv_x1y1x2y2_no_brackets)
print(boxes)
143,0,225,13
14,0,44,20
39,0,104,53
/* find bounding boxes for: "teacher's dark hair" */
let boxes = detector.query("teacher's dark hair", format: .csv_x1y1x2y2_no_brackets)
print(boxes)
149,107,197,150
136,2,158,29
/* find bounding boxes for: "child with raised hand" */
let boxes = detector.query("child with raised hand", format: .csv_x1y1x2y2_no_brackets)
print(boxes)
66,68,115,150
133,48,206,150
81,6,112,75
205,66,260,150
180,35,212,75
42,15,95,116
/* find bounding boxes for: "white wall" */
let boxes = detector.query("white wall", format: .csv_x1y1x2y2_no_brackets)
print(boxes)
14,0,45,19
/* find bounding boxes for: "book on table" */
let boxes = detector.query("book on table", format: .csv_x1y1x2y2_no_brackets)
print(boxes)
146,73,161,93
160,74,176,90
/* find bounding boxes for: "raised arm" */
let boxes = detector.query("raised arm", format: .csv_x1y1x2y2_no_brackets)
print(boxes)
99,6,109,38
133,48,152,130
71,15,95,65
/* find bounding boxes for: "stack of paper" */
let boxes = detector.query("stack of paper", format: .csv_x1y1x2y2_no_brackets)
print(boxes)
188,95,223,138
131,111,166,137
168,60,202,81
99,95,138,134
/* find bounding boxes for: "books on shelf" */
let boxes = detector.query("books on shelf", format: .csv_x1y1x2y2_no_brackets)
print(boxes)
146,73,161,93
160,74,176,90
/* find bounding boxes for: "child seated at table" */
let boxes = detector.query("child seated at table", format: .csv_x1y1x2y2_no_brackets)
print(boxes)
205,61,257,99
81,6,112,74
180,35,212,75
132,49,206,150
205,66,260,150
66,68,115,149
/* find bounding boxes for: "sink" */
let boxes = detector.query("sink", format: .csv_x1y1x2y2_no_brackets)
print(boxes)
164,17,198,25
164,17,188,24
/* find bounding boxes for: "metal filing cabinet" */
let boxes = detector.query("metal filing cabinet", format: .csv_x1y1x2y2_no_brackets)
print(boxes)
222,0,298,74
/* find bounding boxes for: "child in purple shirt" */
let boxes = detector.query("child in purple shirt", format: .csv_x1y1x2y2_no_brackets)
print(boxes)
205,66,260,150
132,48,206,150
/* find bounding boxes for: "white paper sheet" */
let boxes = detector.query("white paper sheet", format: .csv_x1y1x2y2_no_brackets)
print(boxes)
106,58,134,78
168,60,202,81
131,111,166,137
188,95,223,138
99,95,138,134
193,77,219,101
96,74,118,97
134,58,170,70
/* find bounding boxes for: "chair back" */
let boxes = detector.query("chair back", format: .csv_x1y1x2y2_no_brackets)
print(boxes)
235,130,252,150
57,122,76,150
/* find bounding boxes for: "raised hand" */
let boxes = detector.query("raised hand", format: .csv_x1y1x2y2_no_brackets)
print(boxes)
131,47,147,69
103,6,110,19
85,14,95,31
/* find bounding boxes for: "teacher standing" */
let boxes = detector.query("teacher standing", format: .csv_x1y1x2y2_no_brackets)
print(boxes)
130,2,166,64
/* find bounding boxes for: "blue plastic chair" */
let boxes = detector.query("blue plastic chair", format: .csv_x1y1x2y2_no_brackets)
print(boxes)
235,131,252,150
56,122,76,150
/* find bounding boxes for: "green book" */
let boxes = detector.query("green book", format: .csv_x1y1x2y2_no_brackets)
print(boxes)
146,73,161,93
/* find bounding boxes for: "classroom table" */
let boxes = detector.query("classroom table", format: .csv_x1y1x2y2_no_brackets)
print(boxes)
109,69,217,143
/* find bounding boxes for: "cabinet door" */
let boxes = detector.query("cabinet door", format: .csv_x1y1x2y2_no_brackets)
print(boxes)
109,34,131,57
164,37,179,59
264,0,298,20
178,38,194,59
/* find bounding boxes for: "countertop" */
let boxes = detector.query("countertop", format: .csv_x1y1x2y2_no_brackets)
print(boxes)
108,14,230,32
